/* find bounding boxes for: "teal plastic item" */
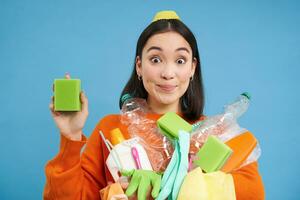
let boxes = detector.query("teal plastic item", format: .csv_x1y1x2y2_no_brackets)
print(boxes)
171,131,190,200
156,141,179,200
121,93,132,105
193,135,232,173
54,79,81,111
157,112,192,139
241,92,251,100
156,131,190,200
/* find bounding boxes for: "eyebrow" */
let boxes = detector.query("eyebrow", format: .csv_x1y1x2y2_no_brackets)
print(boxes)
176,47,190,54
146,46,190,54
146,46,162,53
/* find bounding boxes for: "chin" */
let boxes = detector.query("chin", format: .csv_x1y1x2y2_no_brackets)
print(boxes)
156,93,179,105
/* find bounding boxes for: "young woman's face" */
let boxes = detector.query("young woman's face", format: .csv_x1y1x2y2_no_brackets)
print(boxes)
136,31,196,113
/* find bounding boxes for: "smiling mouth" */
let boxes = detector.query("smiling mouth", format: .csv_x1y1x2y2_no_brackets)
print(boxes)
157,84,177,92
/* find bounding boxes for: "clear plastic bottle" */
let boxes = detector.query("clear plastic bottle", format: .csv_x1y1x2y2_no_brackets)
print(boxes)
224,92,251,120
190,93,251,154
120,93,149,125
120,93,174,172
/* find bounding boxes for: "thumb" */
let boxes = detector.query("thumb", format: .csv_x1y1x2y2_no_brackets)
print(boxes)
80,91,89,114
125,172,140,197
121,169,134,177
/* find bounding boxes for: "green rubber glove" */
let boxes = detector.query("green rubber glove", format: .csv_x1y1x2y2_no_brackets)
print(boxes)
121,169,162,200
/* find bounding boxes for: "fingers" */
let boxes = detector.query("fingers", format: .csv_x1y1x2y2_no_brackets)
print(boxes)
151,174,161,198
107,181,113,185
49,96,60,116
137,177,150,200
53,73,71,92
121,169,134,177
125,172,140,197
65,72,71,79
80,91,89,115
49,96,54,112
120,181,129,190
52,73,86,115
51,73,71,116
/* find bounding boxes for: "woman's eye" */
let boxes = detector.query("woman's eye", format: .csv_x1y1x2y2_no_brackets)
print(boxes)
150,57,161,64
176,58,186,64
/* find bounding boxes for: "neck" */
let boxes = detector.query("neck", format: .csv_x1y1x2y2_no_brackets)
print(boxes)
147,98,180,114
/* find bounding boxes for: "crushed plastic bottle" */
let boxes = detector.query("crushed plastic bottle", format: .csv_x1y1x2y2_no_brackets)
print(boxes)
189,93,251,154
120,93,174,172
120,93,149,125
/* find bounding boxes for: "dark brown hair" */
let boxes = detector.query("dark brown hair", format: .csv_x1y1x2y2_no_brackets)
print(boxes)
119,19,204,121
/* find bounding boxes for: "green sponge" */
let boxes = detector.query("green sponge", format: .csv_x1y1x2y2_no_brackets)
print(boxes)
157,112,192,139
54,79,81,111
193,135,232,173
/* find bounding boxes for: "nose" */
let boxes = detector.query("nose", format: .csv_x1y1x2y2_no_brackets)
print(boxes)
161,64,175,80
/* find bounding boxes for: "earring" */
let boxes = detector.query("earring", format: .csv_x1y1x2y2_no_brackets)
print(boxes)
138,75,142,81
190,76,194,81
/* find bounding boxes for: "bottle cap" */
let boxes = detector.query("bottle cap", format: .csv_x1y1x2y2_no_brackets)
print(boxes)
110,128,125,146
121,93,132,105
241,92,251,100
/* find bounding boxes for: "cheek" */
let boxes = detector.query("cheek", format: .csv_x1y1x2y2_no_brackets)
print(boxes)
141,65,159,82
178,69,192,82
140,66,158,93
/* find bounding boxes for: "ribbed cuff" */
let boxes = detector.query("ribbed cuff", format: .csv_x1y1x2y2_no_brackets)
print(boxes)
55,134,87,170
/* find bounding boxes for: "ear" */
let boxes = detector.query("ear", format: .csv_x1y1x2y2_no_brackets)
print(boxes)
135,56,142,76
191,57,197,77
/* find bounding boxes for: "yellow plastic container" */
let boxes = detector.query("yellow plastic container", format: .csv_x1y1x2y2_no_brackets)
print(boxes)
110,128,125,146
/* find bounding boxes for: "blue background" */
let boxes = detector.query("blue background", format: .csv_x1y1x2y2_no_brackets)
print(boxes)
0,0,299,199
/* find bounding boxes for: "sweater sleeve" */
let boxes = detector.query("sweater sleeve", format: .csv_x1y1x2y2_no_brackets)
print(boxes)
43,124,107,200
231,161,265,200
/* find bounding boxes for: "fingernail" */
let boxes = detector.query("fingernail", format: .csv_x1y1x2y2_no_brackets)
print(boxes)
65,72,70,79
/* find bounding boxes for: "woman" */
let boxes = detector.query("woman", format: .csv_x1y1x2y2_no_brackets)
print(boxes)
44,11,265,200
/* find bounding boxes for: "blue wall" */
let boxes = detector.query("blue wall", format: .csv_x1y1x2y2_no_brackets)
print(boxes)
0,0,299,199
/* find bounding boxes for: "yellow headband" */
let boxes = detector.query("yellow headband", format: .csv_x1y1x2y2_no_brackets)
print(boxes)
152,10,180,22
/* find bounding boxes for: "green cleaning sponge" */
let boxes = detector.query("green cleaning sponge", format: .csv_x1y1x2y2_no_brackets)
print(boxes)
194,135,232,173
54,79,81,111
157,112,192,139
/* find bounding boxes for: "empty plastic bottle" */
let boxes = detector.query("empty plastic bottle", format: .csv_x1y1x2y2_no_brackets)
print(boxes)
120,93,149,125
224,92,251,120
120,93,174,172
190,92,251,154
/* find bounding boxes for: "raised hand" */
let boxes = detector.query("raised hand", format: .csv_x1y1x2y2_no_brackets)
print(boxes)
49,73,89,141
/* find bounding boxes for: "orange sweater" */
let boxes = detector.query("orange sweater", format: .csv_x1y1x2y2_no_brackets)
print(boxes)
44,114,265,200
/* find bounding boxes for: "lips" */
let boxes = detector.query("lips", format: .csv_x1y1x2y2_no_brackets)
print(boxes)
157,84,177,92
